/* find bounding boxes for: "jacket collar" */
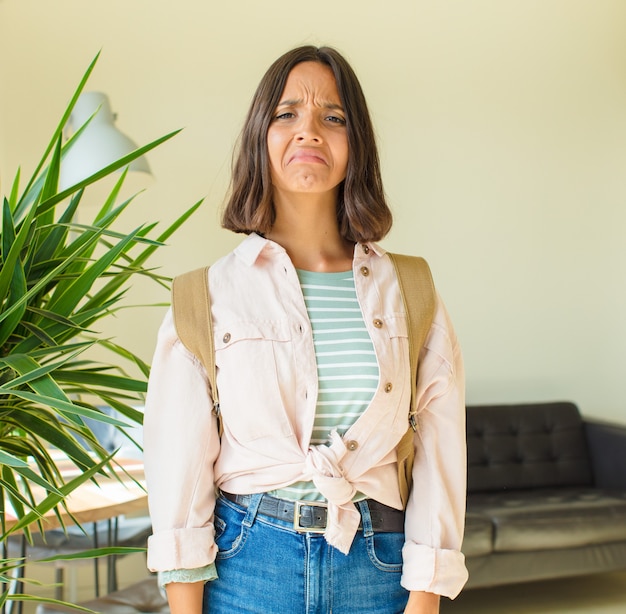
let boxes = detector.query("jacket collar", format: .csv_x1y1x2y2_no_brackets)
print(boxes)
233,233,276,266
233,232,386,266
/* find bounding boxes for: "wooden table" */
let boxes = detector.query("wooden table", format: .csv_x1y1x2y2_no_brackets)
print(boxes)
3,456,147,532
2,456,149,614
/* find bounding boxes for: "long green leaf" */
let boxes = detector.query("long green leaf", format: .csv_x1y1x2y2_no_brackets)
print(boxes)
38,546,146,563
38,136,63,225
46,195,138,302
100,340,151,379
0,450,29,468
0,391,129,427
3,595,96,613
0,260,28,348
36,130,181,217
0,346,90,382
31,190,83,267
52,370,146,393
45,228,142,317
0,224,104,328
20,321,58,347
12,421,96,472
14,52,101,219
12,466,64,496
81,198,203,314
92,395,144,424
134,198,204,268
2,198,16,260
26,306,84,329
2,455,111,538
93,166,129,224
0,190,39,314
1,463,38,535
7,167,21,211
1,354,73,403
14,339,95,361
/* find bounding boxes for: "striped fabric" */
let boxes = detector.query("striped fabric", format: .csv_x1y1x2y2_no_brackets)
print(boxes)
272,269,379,501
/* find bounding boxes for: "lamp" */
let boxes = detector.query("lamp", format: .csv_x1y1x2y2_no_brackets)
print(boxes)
59,92,150,190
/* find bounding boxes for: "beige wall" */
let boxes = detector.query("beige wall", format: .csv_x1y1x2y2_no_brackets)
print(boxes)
1,0,625,423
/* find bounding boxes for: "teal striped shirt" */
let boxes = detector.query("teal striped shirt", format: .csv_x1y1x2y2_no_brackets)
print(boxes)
273,268,379,501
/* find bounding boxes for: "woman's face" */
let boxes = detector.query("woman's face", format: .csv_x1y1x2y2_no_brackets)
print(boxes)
267,61,349,202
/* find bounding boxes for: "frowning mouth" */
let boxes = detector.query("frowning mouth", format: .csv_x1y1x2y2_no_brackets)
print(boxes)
288,150,327,165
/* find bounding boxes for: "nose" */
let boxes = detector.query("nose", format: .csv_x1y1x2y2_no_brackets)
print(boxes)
295,113,322,143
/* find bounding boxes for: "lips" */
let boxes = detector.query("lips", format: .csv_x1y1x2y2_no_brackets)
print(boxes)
288,149,328,165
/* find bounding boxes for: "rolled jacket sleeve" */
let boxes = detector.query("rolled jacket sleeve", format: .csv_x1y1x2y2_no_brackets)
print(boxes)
401,296,469,599
144,308,221,572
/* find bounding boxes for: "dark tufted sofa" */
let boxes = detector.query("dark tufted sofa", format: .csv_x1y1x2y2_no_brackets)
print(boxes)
462,401,626,588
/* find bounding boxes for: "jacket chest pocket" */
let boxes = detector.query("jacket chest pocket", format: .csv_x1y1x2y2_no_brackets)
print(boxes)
214,320,295,442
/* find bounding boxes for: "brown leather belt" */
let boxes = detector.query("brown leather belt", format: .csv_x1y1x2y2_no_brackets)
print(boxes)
221,491,404,534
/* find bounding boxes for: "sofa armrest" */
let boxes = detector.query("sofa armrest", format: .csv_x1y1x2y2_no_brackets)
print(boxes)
584,419,626,489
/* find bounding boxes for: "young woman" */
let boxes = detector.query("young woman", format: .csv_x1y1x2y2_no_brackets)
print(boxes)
144,46,468,614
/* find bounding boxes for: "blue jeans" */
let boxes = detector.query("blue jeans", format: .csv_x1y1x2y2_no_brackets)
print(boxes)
204,493,409,614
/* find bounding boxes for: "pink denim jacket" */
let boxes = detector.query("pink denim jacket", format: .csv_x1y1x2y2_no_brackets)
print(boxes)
144,233,468,598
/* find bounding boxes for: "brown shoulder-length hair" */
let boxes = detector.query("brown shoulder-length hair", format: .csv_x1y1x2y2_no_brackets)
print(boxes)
221,45,393,243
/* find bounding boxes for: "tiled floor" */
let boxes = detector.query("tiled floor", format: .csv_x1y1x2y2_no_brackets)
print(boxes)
15,555,626,613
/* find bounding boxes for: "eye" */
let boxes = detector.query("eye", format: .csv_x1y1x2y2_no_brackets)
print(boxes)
325,115,346,125
274,111,295,120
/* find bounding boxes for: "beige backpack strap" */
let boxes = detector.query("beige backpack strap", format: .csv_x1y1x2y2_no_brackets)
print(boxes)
171,266,221,431
387,253,436,507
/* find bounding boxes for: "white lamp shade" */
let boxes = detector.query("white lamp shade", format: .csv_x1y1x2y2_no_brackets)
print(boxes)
60,92,150,190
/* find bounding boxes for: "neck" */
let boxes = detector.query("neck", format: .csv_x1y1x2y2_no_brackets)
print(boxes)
267,191,354,272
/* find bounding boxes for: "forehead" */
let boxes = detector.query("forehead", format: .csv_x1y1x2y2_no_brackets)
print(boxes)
279,61,341,103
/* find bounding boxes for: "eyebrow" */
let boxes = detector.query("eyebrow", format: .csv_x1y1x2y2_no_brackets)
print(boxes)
276,98,344,112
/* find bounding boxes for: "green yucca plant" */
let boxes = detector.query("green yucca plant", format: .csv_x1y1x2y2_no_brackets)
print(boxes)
0,53,201,609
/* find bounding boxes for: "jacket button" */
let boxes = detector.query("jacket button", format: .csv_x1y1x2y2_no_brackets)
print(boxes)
360,266,370,277
362,245,370,254
373,319,383,329
346,440,359,451
223,332,231,343
384,382,393,393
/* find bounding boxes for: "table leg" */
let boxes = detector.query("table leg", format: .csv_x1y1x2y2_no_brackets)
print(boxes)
16,535,25,614
106,517,119,594
2,535,26,614
92,522,100,597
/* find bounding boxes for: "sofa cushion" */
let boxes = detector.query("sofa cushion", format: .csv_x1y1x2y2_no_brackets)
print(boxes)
467,488,626,552
467,402,593,493
462,513,494,557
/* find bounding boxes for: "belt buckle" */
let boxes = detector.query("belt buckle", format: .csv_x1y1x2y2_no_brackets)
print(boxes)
293,500,327,533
